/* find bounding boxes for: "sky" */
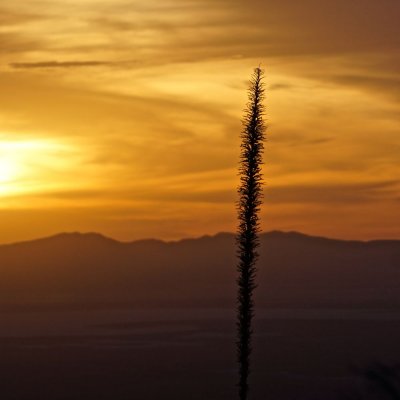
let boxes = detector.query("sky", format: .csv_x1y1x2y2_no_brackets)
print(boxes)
0,0,399,243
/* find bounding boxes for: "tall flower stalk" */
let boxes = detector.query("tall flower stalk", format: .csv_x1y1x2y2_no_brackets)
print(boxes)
236,67,266,400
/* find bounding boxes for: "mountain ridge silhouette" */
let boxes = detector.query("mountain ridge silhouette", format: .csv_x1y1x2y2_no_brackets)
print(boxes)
2,230,399,248
0,230,398,310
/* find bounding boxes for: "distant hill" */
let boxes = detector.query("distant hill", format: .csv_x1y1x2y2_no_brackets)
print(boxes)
0,231,399,310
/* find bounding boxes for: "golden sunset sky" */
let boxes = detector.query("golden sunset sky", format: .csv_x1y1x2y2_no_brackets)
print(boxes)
1,0,399,243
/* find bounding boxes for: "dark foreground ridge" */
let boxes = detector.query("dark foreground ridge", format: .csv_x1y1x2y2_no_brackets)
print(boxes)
0,231,399,310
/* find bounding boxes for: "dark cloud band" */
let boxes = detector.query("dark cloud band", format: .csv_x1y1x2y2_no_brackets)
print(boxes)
10,61,111,69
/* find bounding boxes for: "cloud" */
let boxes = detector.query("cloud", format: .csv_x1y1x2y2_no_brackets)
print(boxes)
9,61,113,69
0,7,40,26
269,83,295,91
9,179,399,208
327,73,400,103
267,181,400,205
0,32,41,55
270,130,333,147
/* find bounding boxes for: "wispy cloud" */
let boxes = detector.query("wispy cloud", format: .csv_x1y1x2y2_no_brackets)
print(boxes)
10,61,113,69
267,181,400,205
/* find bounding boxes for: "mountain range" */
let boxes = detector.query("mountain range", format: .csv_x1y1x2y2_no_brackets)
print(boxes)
0,231,399,310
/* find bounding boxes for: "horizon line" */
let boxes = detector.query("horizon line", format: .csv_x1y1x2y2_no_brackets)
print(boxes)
1,230,399,247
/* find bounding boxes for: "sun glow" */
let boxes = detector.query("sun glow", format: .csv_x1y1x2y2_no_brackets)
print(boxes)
0,138,68,197
0,156,19,184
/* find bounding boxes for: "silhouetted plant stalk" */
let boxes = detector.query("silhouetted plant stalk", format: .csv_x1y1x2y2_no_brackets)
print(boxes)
237,67,265,400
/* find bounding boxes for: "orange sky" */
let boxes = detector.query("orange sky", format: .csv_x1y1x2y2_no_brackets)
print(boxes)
0,0,399,243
